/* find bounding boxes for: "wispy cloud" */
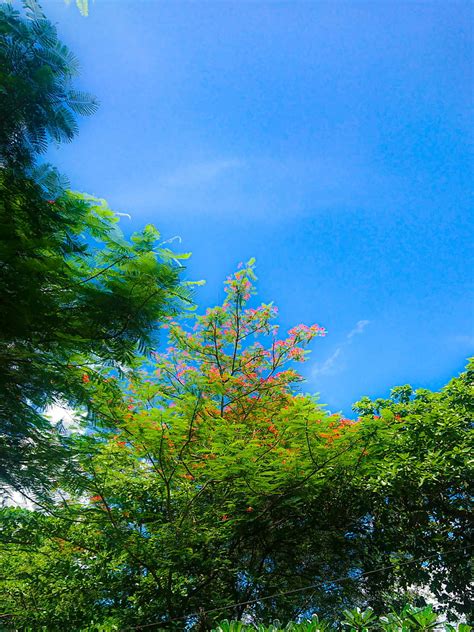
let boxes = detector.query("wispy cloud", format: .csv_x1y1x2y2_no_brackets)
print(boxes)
117,153,400,219
347,319,371,340
312,347,342,377
159,159,243,188
449,334,474,347
311,319,371,378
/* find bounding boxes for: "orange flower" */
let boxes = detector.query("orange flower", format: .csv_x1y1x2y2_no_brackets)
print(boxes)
82,374,90,383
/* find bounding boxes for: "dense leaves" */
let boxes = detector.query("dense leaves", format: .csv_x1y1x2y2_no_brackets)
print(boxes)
214,606,471,632
350,365,473,616
0,264,471,629
0,1,193,495
0,0,97,170
0,2,472,630
0,179,192,494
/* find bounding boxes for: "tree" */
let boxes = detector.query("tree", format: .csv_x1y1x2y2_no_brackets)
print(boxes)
350,363,473,616
0,0,97,171
212,605,471,631
0,263,470,629
0,0,193,496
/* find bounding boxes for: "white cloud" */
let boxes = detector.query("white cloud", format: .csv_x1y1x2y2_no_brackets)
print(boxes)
159,159,243,188
347,319,371,340
312,347,342,377
311,320,371,379
448,334,474,348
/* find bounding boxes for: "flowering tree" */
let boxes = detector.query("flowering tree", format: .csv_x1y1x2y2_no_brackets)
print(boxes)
0,265,470,629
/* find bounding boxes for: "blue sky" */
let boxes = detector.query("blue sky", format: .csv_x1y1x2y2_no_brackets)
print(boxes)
42,0,473,414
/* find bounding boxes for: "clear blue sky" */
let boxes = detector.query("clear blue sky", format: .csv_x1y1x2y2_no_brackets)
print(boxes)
43,0,473,414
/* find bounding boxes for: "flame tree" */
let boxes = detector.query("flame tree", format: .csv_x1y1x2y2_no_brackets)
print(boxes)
0,263,470,629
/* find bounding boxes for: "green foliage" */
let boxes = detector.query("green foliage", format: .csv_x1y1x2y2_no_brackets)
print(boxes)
0,3,472,629
214,614,331,631
65,0,91,17
0,0,193,496
0,265,471,629
212,607,471,631
0,0,98,169
351,358,473,616
0,178,192,495
341,607,378,631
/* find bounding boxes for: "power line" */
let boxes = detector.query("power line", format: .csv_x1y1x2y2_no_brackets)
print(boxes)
131,543,473,630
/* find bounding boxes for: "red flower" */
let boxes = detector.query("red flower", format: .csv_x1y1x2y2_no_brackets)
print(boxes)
221,514,229,521
246,506,254,513
47,199,56,204
90,495,102,502
82,374,90,383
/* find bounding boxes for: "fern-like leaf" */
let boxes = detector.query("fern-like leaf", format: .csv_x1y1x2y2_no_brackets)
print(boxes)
67,90,99,116
37,40,80,76
49,106,79,143
23,0,46,22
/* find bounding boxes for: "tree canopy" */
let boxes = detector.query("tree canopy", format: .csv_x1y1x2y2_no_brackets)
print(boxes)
0,0,98,170
0,263,471,629
0,0,193,496
0,2,472,629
